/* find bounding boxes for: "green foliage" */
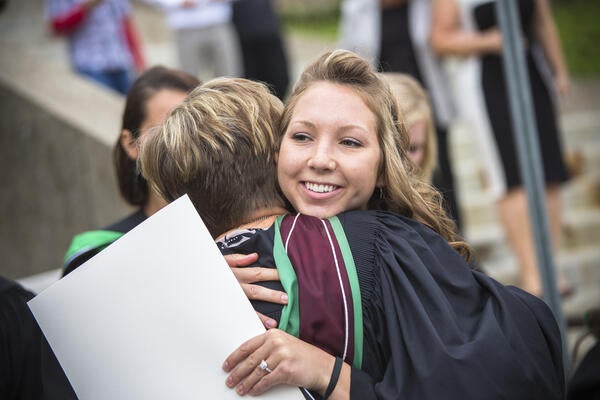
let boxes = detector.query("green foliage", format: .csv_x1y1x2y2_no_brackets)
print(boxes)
280,8,340,41
551,0,599,76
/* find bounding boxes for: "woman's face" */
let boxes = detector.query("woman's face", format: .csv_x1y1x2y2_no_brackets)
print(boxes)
140,89,189,136
407,119,427,167
121,89,189,162
277,82,383,219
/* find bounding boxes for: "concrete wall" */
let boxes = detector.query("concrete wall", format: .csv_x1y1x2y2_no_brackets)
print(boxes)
0,40,131,280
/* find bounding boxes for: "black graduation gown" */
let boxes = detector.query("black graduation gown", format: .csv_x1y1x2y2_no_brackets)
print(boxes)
219,210,565,399
0,277,43,400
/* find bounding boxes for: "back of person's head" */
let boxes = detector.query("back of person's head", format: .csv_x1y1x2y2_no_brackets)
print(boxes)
280,50,468,257
380,72,438,181
138,77,284,238
114,66,200,207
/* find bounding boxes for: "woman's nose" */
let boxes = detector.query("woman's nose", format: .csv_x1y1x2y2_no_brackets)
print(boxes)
307,143,336,170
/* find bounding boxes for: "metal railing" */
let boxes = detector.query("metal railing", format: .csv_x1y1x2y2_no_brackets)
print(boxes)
495,0,569,371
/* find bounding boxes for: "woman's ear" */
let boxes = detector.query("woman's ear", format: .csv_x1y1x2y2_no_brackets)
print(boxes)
376,174,385,189
120,129,138,160
274,151,279,164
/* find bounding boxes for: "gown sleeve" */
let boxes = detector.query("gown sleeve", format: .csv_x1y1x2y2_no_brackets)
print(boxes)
343,211,565,399
0,278,43,400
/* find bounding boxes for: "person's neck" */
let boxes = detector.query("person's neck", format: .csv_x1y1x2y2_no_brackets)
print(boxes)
216,205,289,241
143,192,168,217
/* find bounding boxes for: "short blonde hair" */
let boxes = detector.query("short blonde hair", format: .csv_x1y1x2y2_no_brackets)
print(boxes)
380,72,438,181
280,50,469,257
138,77,284,237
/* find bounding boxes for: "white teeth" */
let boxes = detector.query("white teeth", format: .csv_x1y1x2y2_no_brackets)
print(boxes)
305,182,335,193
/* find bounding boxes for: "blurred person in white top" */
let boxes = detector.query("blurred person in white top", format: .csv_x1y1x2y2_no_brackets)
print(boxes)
143,0,242,81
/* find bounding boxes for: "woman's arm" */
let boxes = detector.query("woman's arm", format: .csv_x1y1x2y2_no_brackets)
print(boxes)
532,0,570,98
49,0,103,35
122,16,146,73
430,0,502,57
224,253,288,329
222,329,351,399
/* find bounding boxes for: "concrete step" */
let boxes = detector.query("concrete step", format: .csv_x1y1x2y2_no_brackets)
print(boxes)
453,158,486,189
563,208,600,250
449,110,600,189
454,175,600,220
143,43,177,68
449,110,600,154
580,142,600,177
459,195,497,228
563,285,600,320
477,242,518,285
451,148,599,199
560,111,600,147
455,175,600,232
473,244,582,291
462,205,600,255
480,244,600,316
450,133,479,155
563,176,600,210
463,224,504,255
559,246,600,291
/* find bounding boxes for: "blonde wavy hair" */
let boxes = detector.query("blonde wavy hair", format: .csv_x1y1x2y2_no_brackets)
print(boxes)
138,77,284,237
380,72,438,182
279,50,470,258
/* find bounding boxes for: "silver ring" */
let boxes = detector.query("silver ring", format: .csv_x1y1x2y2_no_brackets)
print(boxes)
259,359,272,373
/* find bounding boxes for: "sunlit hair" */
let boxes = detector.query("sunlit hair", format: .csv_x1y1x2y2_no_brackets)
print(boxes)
138,77,284,237
279,50,470,258
380,72,438,181
114,66,200,207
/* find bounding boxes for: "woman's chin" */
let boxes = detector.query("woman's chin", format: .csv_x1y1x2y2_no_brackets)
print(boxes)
296,205,341,220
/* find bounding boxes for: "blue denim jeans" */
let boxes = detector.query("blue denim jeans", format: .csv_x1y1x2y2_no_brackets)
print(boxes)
76,68,133,95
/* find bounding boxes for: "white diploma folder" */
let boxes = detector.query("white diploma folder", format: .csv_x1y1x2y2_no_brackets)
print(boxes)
28,195,302,400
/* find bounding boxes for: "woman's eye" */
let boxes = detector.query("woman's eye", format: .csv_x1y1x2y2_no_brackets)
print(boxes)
291,132,311,142
340,138,362,147
409,144,423,154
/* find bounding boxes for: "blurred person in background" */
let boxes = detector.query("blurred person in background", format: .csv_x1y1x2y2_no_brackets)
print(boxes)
143,0,242,82
62,65,200,277
339,0,464,232
430,0,571,297
232,0,290,99
381,72,438,182
45,0,146,95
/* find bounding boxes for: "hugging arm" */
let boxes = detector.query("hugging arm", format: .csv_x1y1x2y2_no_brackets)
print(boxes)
224,253,288,329
223,329,351,399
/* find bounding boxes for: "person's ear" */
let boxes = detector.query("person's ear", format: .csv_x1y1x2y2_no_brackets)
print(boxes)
120,129,138,160
274,151,279,164
376,174,385,188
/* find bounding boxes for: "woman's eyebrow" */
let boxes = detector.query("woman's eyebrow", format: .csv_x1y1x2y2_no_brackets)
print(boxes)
290,119,369,133
288,120,316,129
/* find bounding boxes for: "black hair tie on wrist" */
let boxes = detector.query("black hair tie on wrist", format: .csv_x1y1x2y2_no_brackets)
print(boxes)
323,356,343,400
